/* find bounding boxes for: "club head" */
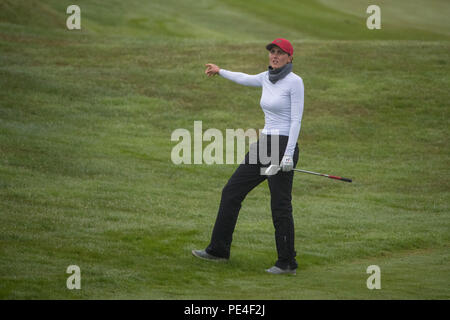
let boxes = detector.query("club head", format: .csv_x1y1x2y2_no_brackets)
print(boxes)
262,164,281,176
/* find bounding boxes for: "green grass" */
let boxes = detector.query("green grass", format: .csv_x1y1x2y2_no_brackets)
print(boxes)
0,0,449,299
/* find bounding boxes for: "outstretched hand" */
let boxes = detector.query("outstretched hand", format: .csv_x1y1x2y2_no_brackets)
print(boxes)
205,63,220,77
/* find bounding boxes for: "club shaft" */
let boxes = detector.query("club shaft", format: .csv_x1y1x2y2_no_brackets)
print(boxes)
293,169,324,176
292,168,352,183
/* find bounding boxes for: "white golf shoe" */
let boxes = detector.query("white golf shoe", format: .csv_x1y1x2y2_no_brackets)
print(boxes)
265,266,296,275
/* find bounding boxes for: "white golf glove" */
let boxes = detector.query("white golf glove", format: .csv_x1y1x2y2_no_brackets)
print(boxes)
280,155,294,172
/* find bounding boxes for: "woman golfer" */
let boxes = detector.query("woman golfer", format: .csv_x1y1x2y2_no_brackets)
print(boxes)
192,38,304,275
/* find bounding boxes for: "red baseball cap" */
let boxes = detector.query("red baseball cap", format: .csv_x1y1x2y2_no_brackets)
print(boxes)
266,38,294,56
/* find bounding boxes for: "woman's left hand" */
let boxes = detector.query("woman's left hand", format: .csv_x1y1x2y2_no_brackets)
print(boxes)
280,155,294,172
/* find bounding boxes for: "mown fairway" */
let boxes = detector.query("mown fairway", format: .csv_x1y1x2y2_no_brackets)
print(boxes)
0,0,449,299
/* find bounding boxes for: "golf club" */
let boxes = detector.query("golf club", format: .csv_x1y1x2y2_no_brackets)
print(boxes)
264,165,352,183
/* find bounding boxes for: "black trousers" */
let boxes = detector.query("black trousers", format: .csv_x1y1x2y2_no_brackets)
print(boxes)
206,134,299,269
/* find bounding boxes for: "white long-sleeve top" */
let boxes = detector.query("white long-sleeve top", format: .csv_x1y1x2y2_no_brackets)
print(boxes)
218,68,304,157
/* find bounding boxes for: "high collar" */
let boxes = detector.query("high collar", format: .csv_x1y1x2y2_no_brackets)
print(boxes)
268,62,292,84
